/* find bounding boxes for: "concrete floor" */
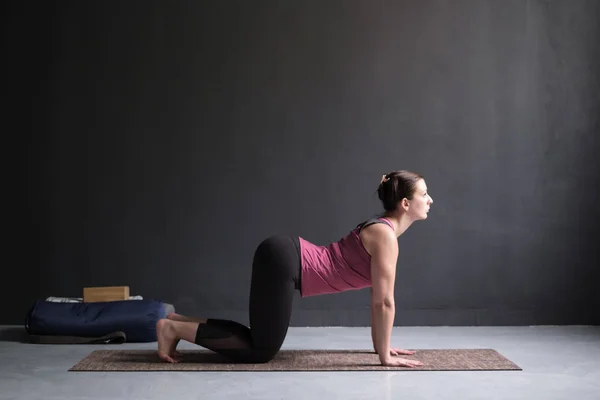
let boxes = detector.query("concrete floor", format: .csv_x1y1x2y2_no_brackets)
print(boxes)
1,325,599,400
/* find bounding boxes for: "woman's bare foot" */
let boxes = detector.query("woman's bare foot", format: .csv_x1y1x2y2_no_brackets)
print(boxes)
156,319,180,363
164,314,183,353
165,313,206,354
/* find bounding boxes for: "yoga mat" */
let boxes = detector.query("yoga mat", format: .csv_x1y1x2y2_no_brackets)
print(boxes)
69,349,521,371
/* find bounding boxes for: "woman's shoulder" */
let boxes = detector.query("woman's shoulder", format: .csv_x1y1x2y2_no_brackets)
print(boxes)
357,216,394,232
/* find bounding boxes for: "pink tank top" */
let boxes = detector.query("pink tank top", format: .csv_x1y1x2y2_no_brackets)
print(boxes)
299,218,394,297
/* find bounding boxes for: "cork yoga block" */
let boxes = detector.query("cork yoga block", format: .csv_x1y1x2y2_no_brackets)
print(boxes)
83,286,130,303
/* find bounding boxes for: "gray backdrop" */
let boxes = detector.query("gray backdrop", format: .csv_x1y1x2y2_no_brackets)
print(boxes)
10,0,600,325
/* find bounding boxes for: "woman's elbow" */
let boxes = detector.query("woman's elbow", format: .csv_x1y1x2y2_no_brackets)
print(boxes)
371,296,395,309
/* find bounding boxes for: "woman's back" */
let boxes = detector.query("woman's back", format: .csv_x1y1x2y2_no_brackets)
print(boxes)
298,218,394,297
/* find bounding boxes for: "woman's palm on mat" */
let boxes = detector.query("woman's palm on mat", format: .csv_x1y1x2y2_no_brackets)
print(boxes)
382,357,424,368
384,348,423,368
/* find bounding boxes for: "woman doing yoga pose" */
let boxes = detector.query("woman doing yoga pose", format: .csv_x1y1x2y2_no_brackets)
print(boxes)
156,170,433,368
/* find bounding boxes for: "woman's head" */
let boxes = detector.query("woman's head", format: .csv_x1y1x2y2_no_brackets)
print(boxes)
377,170,433,219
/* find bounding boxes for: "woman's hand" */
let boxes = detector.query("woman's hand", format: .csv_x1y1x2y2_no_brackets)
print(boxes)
380,356,424,368
390,347,416,356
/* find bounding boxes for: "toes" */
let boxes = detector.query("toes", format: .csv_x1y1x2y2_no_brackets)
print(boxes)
158,352,178,363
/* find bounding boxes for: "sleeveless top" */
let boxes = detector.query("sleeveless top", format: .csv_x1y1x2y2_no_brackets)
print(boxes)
298,217,394,297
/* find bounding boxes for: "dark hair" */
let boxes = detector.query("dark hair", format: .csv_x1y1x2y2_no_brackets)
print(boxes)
377,170,424,212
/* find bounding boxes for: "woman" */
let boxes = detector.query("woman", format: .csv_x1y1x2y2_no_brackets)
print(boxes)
156,170,433,368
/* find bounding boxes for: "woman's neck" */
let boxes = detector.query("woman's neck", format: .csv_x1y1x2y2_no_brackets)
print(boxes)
382,211,414,237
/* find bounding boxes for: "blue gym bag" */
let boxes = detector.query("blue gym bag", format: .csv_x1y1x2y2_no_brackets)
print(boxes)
25,299,167,342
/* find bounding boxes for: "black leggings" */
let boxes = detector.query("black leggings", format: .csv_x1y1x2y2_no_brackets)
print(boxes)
193,234,301,363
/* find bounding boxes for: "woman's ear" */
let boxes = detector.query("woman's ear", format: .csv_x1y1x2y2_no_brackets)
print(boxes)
401,198,410,211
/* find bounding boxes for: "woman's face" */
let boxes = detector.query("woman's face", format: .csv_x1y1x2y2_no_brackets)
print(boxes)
406,179,433,220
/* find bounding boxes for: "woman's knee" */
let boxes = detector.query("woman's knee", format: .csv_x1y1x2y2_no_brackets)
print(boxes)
248,348,278,363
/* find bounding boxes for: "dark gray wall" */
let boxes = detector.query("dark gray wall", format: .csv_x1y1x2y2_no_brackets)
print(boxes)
8,0,600,325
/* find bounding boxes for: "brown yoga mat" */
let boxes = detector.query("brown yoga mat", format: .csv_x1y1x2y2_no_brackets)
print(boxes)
69,349,521,371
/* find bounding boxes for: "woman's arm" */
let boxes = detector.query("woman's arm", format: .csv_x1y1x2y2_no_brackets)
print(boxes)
370,288,377,352
369,228,398,364
368,227,424,368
